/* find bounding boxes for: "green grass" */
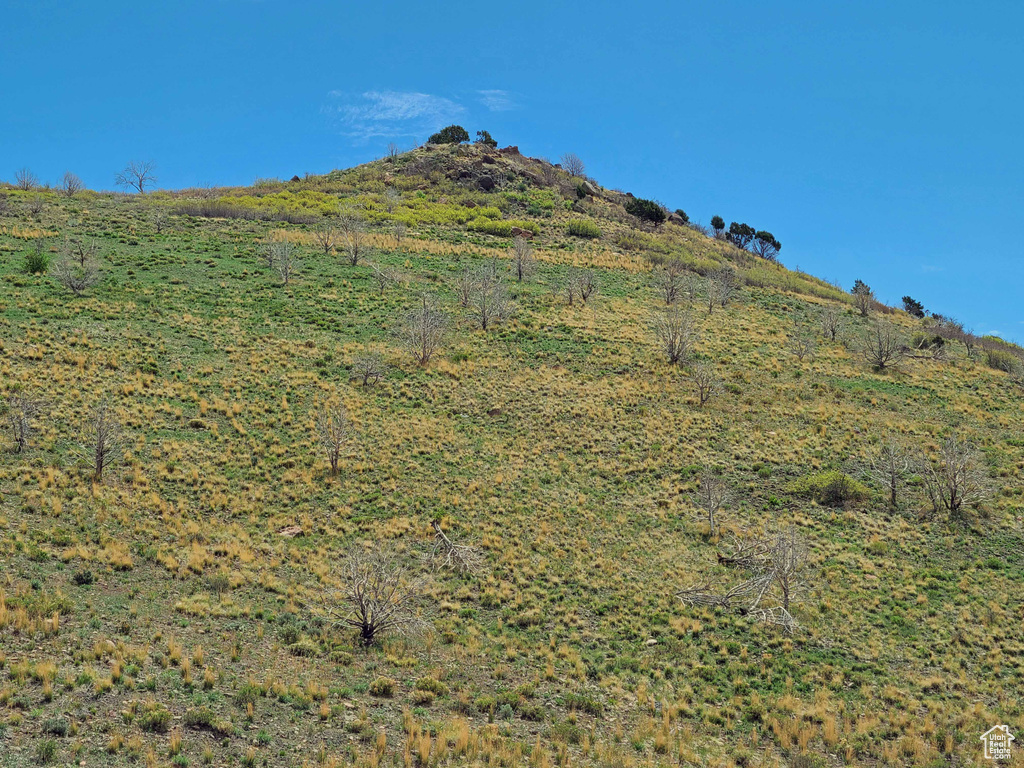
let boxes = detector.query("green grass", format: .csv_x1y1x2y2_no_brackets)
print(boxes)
0,145,1021,767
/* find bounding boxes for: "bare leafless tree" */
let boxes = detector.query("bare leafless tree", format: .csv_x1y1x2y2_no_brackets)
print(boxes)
710,267,738,308
962,329,980,360
115,160,157,194
339,213,366,266
152,209,168,235
52,256,100,296
275,244,298,285
383,187,401,215
572,268,598,304
311,222,339,256
62,235,99,268
428,520,483,574
693,467,728,535
350,353,386,387
455,268,476,309
559,274,578,306
678,527,809,634
4,395,41,453
261,240,296,282
865,437,910,509
60,171,84,198
314,401,352,476
81,403,122,482
366,262,394,294
510,236,535,282
820,306,844,342
862,322,904,370
402,294,448,365
654,260,688,305
560,153,586,178
703,268,736,314
0,192,10,217
28,195,44,216
468,269,513,330
853,285,874,317
14,168,38,191
653,307,697,365
917,433,992,520
323,547,424,645
788,327,817,362
386,142,400,162
691,362,721,407
393,221,406,247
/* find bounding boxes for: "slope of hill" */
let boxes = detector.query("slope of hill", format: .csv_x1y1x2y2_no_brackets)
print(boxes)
0,143,1022,768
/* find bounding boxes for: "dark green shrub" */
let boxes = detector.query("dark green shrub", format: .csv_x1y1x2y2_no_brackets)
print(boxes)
753,230,781,260
41,717,69,737
566,220,601,239
902,295,926,318
72,569,94,586
624,197,667,225
428,125,469,144
911,332,945,351
519,703,546,721
787,471,867,506
24,243,48,274
727,221,755,249
475,130,497,148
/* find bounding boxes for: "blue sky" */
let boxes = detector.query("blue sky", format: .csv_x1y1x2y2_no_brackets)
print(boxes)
3,0,1022,340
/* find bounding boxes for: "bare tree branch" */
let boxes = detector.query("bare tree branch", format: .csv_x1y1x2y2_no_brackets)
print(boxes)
916,433,992,520
510,236,535,282
653,307,697,365
691,362,721,407
693,467,728,535
311,222,339,256
679,527,809,635
560,153,585,178
401,294,448,365
115,160,157,194
322,547,425,646
314,401,352,476
350,353,387,387
3,395,42,453
427,520,483,574
80,403,122,483
862,322,904,370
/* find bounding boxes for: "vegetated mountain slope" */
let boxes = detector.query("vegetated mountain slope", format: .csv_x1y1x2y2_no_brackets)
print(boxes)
0,143,1022,768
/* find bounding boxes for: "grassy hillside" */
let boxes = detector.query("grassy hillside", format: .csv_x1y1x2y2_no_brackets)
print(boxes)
1,143,1022,768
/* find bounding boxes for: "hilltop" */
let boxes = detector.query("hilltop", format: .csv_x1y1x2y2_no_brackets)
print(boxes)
0,141,1022,768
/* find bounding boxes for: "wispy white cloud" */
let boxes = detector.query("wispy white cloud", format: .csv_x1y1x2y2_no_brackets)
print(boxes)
324,90,464,139
477,89,518,112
